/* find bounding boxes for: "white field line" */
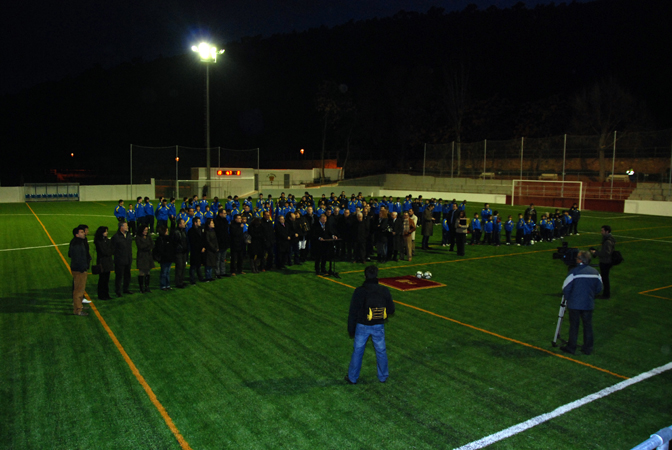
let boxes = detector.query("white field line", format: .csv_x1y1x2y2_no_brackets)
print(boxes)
580,215,643,220
0,240,93,252
581,231,672,244
0,214,111,217
454,361,672,450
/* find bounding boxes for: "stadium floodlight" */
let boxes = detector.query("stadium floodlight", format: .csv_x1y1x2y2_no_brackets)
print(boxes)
191,42,225,63
191,42,225,183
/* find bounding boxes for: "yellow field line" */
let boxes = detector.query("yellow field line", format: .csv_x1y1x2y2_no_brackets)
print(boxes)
638,284,672,301
318,275,628,380
26,203,192,450
640,293,672,301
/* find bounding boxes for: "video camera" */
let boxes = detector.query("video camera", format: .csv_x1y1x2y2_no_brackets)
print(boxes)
552,242,579,267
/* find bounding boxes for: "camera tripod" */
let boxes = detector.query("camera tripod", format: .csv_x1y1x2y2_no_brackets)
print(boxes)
552,295,567,347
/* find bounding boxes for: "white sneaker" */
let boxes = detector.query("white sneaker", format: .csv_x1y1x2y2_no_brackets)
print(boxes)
82,298,92,304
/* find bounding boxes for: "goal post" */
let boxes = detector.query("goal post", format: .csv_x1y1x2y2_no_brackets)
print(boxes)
511,180,584,210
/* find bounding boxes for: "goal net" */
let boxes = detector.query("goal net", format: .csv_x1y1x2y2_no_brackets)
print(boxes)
511,180,584,210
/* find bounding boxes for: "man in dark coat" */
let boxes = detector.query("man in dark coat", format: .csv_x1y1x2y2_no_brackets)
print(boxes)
275,215,291,269
214,209,230,277
313,214,336,275
261,211,276,270
203,219,219,281
188,217,206,284
229,214,246,275
69,226,91,316
345,265,395,384
421,205,435,250
173,219,188,288
590,225,616,299
390,211,404,262
446,203,459,252
111,221,133,297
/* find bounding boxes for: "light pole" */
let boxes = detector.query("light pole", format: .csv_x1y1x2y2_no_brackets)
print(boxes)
191,42,224,184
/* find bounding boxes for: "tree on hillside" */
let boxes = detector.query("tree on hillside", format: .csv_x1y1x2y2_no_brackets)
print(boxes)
570,78,650,181
315,80,354,183
442,63,470,176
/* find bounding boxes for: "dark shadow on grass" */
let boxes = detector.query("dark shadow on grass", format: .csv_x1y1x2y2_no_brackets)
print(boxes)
0,287,80,315
243,377,345,395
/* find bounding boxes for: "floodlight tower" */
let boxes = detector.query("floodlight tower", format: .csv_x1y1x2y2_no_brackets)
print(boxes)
191,42,224,182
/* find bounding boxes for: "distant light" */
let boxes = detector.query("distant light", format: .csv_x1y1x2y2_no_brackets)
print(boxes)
176,157,180,162
300,148,305,155
192,42,224,62
217,169,223,176
70,153,74,157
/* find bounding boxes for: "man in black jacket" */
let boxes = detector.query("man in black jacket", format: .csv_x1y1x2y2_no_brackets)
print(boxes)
229,214,246,275
111,221,133,297
173,219,188,288
69,226,91,316
590,225,616,299
345,265,395,384
188,217,205,284
313,214,336,275
446,203,459,252
214,209,230,277
261,211,276,270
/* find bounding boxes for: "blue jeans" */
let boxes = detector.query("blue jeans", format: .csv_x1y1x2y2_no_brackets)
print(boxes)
160,262,171,288
348,323,388,383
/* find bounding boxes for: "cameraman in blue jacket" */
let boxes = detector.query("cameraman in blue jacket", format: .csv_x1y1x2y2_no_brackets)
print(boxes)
561,250,603,355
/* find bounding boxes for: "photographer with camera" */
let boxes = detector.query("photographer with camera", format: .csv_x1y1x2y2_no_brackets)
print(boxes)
561,250,603,355
590,225,616,299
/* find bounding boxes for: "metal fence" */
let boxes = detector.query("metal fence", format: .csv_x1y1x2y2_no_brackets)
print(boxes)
129,145,259,185
423,129,672,186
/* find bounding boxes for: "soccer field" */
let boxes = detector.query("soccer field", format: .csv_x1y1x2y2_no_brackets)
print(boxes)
1,200,671,449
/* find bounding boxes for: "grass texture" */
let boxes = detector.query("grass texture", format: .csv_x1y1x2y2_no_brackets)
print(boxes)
1,200,671,449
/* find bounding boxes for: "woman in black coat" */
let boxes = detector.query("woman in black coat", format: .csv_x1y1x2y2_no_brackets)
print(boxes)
203,219,219,281
154,225,174,290
248,218,265,273
274,215,291,269
94,226,114,300
135,224,155,293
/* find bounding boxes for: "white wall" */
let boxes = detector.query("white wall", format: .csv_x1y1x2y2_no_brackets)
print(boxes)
0,187,24,203
624,200,672,217
79,181,155,202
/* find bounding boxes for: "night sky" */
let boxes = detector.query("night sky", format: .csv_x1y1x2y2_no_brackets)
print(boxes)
2,0,591,95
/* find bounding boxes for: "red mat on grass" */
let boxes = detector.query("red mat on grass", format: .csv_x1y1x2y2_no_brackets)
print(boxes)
378,275,445,291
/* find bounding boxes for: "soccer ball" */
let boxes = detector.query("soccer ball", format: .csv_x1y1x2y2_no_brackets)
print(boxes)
423,271,432,279
416,271,423,279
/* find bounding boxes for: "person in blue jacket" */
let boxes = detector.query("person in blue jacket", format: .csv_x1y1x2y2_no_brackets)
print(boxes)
199,195,209,213
143,197,155,234
114,200,127,222
168,198,177,232
561,250,603,355
504,215,514,245
523,218,535,246
211,197,221,214
492,211,501,246
459,200,467,211
481,203,492,222
126,204,136,236
441,217,450,247
483,217,493,245
135,196,146,228
516,213,525,246
155,198,171,230
470,213,482,245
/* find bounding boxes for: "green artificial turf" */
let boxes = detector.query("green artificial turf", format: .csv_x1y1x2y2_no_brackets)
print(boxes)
1,200,671,449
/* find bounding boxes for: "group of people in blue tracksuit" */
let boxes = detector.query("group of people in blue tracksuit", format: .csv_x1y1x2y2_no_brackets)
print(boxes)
115,196,178,236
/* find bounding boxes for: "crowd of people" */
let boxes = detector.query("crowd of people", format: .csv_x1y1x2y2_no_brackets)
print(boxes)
68,191,588,311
